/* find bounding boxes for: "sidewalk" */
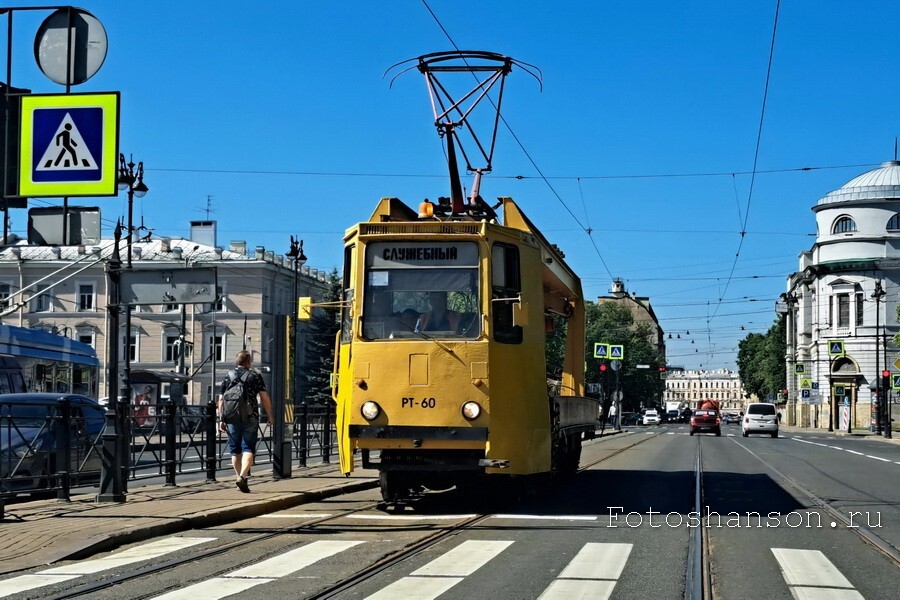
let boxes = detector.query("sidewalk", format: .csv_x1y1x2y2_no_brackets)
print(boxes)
0,463,378,576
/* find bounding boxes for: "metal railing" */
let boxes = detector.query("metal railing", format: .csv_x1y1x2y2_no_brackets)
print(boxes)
0,397,336,503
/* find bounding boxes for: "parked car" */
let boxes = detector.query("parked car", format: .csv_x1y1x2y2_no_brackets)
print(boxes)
181,405,208,431
642,409,660,425
620,412,642,426
742,402,779,438
1,393,105,495
690,409,721,436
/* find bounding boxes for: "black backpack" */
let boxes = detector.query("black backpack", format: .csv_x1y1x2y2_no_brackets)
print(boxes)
221,369,255,424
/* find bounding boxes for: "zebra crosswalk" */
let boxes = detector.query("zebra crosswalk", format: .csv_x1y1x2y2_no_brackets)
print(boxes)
0,534,867,599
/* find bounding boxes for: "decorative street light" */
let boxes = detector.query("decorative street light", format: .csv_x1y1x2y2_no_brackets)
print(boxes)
286,235,307,465
872,280,885,436
116,153,148,424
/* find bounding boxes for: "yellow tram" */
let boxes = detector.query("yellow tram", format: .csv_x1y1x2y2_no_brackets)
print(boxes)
330,196,599,501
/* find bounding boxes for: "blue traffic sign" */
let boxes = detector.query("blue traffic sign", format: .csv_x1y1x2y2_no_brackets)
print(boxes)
801,390,810,398
892,374,900,391
609,345,624,360
593,343,608,359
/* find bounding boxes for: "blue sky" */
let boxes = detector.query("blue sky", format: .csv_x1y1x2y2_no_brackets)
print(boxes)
4,1,900,370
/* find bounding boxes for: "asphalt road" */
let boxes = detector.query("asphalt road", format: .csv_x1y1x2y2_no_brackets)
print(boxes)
2,423,897,600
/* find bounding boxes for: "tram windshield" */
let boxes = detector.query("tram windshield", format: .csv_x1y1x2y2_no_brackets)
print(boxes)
363,241,480,340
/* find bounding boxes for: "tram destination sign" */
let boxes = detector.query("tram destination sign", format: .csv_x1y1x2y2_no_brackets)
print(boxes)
121,268,217,306
367,241,478,268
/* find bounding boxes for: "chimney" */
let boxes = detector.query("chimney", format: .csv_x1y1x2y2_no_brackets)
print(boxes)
190,220,217,248
160,237,171,253
230,240,247,255
172,246,183,259
255,246,265,260
214,247,223,259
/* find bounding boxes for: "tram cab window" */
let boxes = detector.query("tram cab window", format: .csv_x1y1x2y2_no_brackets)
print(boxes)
362,241,479,340
491,243,523,344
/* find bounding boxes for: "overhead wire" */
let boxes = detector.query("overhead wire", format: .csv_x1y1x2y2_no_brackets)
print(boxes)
419,0,614,279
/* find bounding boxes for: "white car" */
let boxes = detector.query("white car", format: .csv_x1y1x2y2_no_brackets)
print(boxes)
643,410,660,425
742,402,779,437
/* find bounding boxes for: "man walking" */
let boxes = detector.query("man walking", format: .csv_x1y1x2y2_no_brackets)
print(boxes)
218,350,274,492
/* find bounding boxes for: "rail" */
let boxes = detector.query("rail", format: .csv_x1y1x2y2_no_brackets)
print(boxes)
0,397,336,502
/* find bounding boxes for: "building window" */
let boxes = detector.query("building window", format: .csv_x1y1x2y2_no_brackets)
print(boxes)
208,335,224,362
163,303,178,312
33,285,52,312
856,292,864,326
164,334,179,362
78,333,94,348
213,285,226,312
888,213,900,231
128,333,138,362
77,283,95,311
831,216,857,234
0,281,11,310
837,293,850,327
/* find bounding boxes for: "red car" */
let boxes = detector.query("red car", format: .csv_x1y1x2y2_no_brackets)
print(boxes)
690,409,721,436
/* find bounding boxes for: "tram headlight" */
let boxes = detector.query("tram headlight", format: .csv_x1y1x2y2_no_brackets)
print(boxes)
462,401,482,420
361,401,381,421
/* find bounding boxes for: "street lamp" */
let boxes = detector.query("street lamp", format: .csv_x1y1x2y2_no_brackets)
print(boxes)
116,154,148,427
872,280,885,436
286,235,307,465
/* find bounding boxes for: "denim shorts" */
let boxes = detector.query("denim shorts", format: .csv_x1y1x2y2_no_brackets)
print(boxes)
226,418,259,455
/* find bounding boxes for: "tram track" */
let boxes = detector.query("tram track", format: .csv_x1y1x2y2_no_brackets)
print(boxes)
733,437,900,569
44,502,384,600
45,429,660,600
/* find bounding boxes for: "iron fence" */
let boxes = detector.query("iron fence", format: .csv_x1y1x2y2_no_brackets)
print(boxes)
1,397,336,502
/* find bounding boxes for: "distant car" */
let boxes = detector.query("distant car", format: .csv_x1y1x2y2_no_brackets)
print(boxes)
181,405,208,431
742,402,779,438
722,413,741,424
1,393,105,495
620,412,641,426
690,409,721,436
642,410,660,425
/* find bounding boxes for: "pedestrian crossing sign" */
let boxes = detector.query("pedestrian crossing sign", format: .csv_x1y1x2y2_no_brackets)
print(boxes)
828,340,844,357
794,364,804,374
893,374,900,391
609,345,624,360
18,92,119,197
593,343,608,359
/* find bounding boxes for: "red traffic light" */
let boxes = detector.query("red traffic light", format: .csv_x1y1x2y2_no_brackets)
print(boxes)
882,369,891,378
658,366,667,372
599,364,608,372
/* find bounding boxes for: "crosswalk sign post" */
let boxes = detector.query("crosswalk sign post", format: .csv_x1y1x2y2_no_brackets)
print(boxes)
18,92,119,197
794,364,804,374
593,343,608,359
827,340,845,357
609,345,624,360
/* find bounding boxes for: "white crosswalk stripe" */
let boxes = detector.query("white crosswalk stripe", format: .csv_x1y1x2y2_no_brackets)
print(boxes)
538,543,633,600
152,540,364,599
365,540,512,599
0,537,215,598
771,548,864,599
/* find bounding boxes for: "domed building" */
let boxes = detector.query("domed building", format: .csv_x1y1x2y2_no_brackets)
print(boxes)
784,161,900,433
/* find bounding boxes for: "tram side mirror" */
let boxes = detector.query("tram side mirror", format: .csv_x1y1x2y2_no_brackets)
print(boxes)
512,295,529,327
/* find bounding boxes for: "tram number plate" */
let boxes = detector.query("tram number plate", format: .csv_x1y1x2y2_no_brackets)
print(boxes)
402,397,437,408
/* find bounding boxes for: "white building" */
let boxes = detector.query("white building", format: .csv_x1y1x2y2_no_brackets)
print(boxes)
784,161,900,430
663,368,746,410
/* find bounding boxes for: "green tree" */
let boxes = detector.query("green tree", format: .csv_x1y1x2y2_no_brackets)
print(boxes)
737,315,786,401
584,301,666,411
301,268,341,405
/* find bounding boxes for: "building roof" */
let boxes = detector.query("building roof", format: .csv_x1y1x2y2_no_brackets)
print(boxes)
817,161,900,206
0,236,329,281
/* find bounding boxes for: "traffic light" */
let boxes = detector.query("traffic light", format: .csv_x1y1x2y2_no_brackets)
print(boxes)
882,369,891,392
